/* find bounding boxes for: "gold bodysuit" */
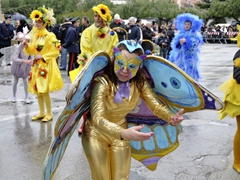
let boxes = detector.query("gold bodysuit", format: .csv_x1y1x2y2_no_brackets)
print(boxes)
82,74,174,180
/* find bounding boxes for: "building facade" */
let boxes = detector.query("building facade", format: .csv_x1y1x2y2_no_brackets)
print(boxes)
174,0,201,8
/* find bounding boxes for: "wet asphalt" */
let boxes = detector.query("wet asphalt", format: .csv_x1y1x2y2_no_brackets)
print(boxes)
0,43,240,180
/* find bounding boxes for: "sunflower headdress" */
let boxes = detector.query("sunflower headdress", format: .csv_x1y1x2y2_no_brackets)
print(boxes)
30,6,56,27
92,4,112,25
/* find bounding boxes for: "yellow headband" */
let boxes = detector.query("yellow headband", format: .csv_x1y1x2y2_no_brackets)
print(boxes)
92,4,112,22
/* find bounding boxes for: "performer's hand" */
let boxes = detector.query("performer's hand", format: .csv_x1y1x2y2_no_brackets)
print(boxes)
22,40,28,48
120,125,154,141
116,27,120,32
180,38,186,44
23,59,32,65
35,54,43,60
77,57,86,65
170,108,184,126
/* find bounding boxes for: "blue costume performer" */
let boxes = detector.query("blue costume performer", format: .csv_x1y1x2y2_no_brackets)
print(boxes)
42,40,224,180
169,13,203,81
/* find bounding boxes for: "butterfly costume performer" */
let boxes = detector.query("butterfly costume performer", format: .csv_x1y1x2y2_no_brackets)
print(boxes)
42,40,224,180
169,13,203,81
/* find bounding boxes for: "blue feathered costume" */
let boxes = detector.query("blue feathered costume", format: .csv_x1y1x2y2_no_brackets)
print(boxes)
169,13,203,81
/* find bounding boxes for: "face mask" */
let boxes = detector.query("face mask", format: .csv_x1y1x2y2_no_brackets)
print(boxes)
114,52,142,79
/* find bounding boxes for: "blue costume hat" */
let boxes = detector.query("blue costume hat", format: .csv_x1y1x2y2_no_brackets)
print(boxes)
114,40,146,62
175,13,203,33
117,40,144,54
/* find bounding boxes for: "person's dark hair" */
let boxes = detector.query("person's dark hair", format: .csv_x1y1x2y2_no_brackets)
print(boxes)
16,19,31,33
19,19,29,28
105,43,146,91
136,19,141,24
162,30,166,34
82,16,90,24
4,14,11,19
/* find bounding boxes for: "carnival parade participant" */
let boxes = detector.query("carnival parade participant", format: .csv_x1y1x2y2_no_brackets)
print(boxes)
69,4,118,82
219,24,240,173
78,4,118,61
71,3,119,133
22,6,63,122
11,32,33,103
169,13,203,81
81,40,184,180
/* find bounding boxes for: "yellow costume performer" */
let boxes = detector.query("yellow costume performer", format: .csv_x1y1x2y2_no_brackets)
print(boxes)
219,25,240,173
69,4,118,82
24,6,63,122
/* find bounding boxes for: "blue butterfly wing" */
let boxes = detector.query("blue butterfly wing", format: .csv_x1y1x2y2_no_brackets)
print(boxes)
127,55,224,171
143,55,224,113
42,51,110,180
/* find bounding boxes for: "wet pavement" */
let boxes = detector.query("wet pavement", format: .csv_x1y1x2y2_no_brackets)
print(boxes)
0,44,240,180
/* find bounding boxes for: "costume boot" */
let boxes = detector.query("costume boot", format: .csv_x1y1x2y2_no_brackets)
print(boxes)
233,115,240,173
32,94,45,120
42,93,53,122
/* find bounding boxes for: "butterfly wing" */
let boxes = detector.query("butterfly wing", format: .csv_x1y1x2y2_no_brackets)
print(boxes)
42,51,110,180
127,55,224,170
143,55,224,113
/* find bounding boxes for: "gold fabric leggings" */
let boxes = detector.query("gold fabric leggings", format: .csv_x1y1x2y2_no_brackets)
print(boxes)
82,120,131,180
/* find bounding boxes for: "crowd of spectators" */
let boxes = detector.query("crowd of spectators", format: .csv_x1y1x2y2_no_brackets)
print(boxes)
201,24,239,44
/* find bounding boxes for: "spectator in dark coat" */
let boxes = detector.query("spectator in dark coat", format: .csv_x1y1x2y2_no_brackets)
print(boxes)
166,23,176,57
127,17,141,41
110,14,126,42
62,17,80,75
0,15,14,64
58,18,72,70
142,21,155,52
157,30,170,59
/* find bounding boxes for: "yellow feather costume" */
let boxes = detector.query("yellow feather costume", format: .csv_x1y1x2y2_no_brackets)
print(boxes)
24,27,63,93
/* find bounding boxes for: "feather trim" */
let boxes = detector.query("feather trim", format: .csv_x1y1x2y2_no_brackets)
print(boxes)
234,58,240,67
174,13,203,33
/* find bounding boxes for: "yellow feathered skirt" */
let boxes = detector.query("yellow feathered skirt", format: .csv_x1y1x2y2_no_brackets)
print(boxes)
219,76,240,120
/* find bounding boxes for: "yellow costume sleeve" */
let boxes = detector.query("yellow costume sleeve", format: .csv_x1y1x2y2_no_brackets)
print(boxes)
90,77,124,139
24,31,59,62
41,33,60,63
24,43,38,55
140,81,174,123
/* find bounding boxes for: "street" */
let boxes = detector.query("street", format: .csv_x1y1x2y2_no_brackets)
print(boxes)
0,43,239,180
